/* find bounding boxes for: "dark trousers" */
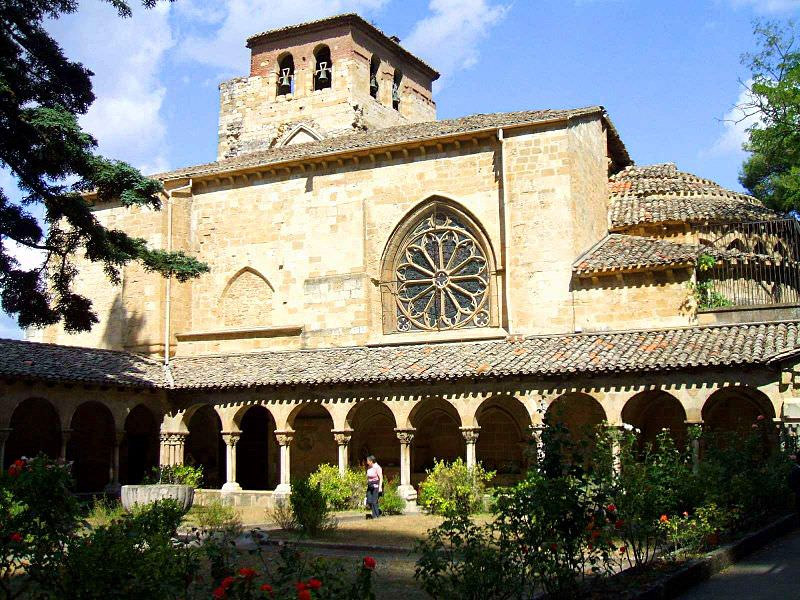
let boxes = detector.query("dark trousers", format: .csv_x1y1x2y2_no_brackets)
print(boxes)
366,485,381,518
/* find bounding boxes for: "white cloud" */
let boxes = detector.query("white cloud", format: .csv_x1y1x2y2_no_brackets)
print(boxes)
177,0,388,74
46,2,174,174
706,82,763,157
404,0,509,87
728,0,800,13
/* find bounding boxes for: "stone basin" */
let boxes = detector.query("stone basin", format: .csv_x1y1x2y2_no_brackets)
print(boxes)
120,484,195,512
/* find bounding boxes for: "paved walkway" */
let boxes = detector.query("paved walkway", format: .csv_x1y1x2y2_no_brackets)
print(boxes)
679,528,800,599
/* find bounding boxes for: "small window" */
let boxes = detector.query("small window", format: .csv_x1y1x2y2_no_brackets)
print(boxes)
369,56,380,99
392,69,402,110
277,53,294,96
313,45,332,91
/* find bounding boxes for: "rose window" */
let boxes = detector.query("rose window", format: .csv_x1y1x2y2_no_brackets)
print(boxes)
395,211,490,331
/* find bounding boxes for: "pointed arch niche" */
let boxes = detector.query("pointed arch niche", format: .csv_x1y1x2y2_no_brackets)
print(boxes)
381,198,499,334
219,267,275,329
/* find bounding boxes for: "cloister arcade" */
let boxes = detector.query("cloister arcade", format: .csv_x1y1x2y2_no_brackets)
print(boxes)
0,372,788,500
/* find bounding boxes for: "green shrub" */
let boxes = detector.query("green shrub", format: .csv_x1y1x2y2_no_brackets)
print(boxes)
85,496,125,528
188,500,243,535
379,479,406,515
267,497,297,531
142,464,203,488
308,463,364,510
418,458,494,515
290,477,337,536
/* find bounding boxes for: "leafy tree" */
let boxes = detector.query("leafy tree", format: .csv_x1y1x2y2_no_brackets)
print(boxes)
0,0,208,333
738,20,800,212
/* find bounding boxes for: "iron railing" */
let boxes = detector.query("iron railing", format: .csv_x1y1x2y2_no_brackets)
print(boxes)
696,218,800,309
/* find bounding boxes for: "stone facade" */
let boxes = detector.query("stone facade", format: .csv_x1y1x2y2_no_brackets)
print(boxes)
8,14,800,500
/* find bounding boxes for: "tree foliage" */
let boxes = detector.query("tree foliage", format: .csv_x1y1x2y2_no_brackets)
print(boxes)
738,20,800,212
0,0,208,333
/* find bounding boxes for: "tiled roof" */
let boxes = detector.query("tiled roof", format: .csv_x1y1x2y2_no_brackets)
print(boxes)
166,322,800,390
574,234,701,274
609,163,781,229
572,234,779,275
245,14,439,79
152,107,630,182
0,339,164,389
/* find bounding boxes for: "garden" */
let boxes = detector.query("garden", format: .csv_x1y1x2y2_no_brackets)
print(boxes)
1,414,796,599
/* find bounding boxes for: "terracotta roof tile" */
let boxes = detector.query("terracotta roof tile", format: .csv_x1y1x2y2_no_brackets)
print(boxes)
152,107,624,181
609,163,780,228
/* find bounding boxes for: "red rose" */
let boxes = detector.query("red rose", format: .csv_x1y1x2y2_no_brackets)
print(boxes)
8,465,19,477
9,533,22,543
549,543,558,552
363,556,376,570
260,583,273,593
13,459,23,468
213,587,226,599
615,519,624,529
296,582,308,592
682,511,689,517
619,546,627,554
221,576,236,590
607,504,617,513
297,590,311,600
659,515,669,523
308,578,322,589
238,568,257,579
757,415,765,421
591,530,601,540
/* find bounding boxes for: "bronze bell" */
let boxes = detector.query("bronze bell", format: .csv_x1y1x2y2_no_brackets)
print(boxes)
316,62,329,81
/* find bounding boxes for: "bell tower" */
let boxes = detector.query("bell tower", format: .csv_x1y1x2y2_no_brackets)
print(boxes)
217,14,440,160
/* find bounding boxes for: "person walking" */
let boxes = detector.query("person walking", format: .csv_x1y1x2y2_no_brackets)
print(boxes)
365,455,383,519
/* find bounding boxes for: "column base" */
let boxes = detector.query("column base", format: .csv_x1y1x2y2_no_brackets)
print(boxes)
273,483,292,497
397,484,417,502
104,482,122,496
221,481,242,492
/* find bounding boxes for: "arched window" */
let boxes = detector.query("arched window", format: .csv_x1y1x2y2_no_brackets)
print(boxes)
383,201,495,332
753,240,768,256
726,239,746,253
313,45,332,91
277,53,294,96
392,69,402,110
369,56,380,99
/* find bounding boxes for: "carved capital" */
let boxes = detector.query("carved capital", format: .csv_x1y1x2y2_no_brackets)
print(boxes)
460,427,480,444
394,428,415,445
221,431,241,447
160,432,188,446
275,431,294,447
332,430,352,446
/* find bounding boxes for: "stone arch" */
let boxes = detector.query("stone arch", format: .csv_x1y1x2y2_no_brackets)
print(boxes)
753,239,769,256
409,398,464,475
475,396,531,481
236,405,277,490
726,238,747,253
347,401,400,475
185,405,225,489
546,392,606,441
219,267,274,328
313,44,332,90
276,52,295,96
121,404,159,484
703,386,775,433
69,401,116,493
279,124,323,146
380,196,498,333
289,403,336,479
5,398,61,468
621,391,687,448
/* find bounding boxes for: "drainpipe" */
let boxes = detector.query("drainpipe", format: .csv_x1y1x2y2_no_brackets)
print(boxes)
497,128,513,333
163,179,192,366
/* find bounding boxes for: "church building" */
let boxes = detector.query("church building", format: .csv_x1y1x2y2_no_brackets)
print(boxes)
3,14,800,503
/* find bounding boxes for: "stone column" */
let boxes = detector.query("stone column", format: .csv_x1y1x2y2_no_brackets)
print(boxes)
60,428,73,462
685,420,703,475
460,427,481,468
332,430,353,476
274,431,294,496
0,428,11,469
104,431,125,494
607,425,624,475
159,432,188,467
394,429,417,501
221,432,242,492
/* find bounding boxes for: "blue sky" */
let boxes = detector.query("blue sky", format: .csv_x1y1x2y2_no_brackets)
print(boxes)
2,0,800,339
